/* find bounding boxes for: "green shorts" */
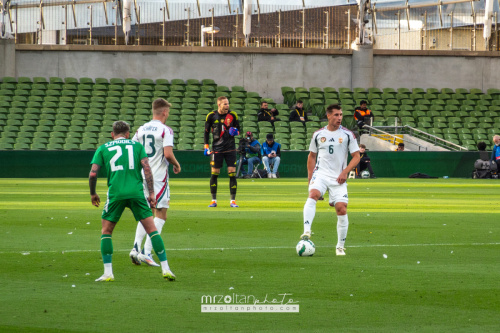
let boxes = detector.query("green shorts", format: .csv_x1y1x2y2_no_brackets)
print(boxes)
102,197,153,223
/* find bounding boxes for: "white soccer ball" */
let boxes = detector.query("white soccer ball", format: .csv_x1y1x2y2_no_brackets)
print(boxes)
361,170,370,179
296,239,315,256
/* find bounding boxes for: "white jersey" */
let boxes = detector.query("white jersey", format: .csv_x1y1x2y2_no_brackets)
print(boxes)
132,119,174,181
308,126,359,180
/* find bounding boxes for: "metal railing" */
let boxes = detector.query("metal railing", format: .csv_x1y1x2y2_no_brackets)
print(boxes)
363,123,468,151
1,0,498,50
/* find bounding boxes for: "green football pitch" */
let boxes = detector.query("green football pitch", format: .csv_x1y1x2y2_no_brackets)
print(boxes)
0,178,498,332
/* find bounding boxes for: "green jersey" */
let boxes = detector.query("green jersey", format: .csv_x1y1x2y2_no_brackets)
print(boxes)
91,138,148,200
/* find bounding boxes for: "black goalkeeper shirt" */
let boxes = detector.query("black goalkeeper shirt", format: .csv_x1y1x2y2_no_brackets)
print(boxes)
204,110,240,153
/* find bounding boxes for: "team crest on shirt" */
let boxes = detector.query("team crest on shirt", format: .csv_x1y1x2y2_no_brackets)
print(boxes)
320,137,326,143
338,138,343,143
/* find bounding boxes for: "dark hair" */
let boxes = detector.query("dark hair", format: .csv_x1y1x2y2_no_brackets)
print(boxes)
152,98,171,111
326,104,342,113
360,100,367,105
113,121,130,135
477,141,487,151
398,143,405,147
359,144,366,149
266,133,274,140
296,100,303,104
261,101,268,106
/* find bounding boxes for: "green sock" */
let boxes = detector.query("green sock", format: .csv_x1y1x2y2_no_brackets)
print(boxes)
100,234,113,264
149,231,167,262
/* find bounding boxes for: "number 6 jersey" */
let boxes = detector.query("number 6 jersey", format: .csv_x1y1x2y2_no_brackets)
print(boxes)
132,119,174,181
308,126,359,181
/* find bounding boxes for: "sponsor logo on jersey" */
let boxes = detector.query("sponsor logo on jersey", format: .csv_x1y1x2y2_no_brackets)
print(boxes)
304,221,310,224
343,194,348,198
320,137,326,143
338,138,343,143
329,138,335,142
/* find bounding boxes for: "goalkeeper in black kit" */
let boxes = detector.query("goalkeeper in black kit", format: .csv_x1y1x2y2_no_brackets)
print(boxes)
204,96,241,208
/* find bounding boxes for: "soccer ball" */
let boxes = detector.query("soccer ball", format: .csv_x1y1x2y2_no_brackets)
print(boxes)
361,170,370,179
296,239,315,256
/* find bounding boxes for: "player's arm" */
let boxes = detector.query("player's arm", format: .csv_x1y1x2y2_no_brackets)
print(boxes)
140,157,156,208
164,146,181,174
204,113,212,145
89,163,101,207
307,152,317,184
337,151,361,185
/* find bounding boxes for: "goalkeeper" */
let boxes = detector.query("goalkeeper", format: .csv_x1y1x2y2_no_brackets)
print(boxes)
204,96,241,208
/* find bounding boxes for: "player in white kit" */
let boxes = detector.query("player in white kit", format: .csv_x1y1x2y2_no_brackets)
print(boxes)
129,98,181,266
301,104,360,256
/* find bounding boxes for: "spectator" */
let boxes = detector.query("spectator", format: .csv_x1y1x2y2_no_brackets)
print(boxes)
477,141,489,160
238,131,261,178
289,99,308,125
257,101,279,127
261,133,281,178
355,144,376,178
354,100,374,129
396,143,405,151
491,135,500,170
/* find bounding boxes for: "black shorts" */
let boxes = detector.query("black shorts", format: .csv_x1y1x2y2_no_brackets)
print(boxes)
211,151,237,169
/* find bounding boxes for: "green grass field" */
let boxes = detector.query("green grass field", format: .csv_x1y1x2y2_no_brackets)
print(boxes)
0,178,499,332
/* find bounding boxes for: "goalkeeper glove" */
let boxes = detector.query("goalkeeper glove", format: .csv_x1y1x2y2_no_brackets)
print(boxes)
229,127,239,136
204,144,212,156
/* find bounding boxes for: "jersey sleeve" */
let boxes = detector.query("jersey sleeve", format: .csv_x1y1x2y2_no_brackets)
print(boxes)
348,132,360,154
230,111,240,131
163,126,174,147
204,112,214,145
308,132,319,153
90,146,104,166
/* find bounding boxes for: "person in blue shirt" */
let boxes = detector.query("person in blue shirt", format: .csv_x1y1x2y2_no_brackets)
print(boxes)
491,135,500,170
238,131,261,178
261,133,281,178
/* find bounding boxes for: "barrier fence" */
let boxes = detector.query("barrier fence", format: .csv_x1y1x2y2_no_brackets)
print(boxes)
1,0,499,51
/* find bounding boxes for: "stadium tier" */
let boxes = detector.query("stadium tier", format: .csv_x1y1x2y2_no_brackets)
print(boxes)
1,77,499,151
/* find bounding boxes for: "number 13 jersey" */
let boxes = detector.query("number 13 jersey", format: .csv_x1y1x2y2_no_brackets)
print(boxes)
133,119,174,181
308,126,359,181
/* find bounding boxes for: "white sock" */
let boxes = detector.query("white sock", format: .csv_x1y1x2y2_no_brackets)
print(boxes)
336,214,349,248
104,263,113,276
144,217,166,256
161,260,170,271
303,198,317,234
133,222,147,252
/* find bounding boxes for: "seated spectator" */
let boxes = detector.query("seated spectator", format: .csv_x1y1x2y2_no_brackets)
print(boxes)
257,101,279,127
396,143,405,151
355,144,376,178
261,133,281,178
289,99,308,125
354,100,374,129
477,141,489,160
491,135,500,170
237,131,261,178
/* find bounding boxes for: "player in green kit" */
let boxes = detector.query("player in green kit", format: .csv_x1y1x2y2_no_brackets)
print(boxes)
89,120,175,282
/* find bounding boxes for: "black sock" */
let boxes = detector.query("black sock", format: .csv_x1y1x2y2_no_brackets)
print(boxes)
229,172,237,200
210,172,219,200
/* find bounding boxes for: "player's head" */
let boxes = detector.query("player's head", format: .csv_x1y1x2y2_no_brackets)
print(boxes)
261,101,268,109
217,96,229,114
360,100,368,108
359,143,366,153
326,104,343,128
112,120,130,139
397,143,405,151
152,98,171,121
493,135,500,146
296,100,303,108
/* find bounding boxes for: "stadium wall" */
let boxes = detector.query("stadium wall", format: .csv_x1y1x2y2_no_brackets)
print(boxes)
6,46,500,102
0,151,481,178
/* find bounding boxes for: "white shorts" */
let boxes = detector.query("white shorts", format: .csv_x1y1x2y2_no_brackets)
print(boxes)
308,174,348,206
143,179,170,209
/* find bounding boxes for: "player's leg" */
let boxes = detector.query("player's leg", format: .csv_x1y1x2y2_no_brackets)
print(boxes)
302,175,326,240
366,161,376,178
129,183,149,265
141,208,167,267
226,151,238,207
132,198,175,281
209,153,222,207
328,183,349,256
96,200,124,282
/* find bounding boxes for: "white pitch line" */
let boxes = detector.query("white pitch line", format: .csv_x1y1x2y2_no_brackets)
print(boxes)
4,242,500,255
